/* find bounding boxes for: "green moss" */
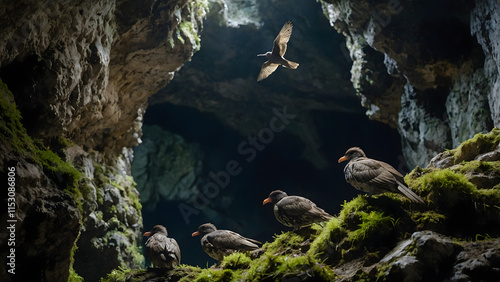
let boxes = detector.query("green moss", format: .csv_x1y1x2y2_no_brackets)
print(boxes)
451,160,500,189
173,265,203,282
243,253,336,281
0,79,38,155
100,267,144,282
454,160,500,174
454,128,500,163
274,255,336,280
1,79,84,212
308,217,343,256
263,230,308,255
339,196,369,222
411,211,446,228
419,169,476,207
179,21,200,51
2,79,87,282
220,252,252,270
348,211,396,243
193,268,239,282
68,232,84,282
126,243,145,270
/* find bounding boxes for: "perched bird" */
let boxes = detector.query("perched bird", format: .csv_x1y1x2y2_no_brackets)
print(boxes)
338,147,424,203
257,21,299,81
192,223,261,261
263,190,333,230
143,225,181,269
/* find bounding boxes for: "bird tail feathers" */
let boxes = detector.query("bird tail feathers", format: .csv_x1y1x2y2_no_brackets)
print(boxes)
284,59,299,69
397,183,424,203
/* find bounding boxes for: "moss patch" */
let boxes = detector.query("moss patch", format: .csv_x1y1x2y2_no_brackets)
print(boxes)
219,252,252,270
453,128,500,163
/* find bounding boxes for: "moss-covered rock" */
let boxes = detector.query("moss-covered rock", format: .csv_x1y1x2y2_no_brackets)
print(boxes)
1,79,83,281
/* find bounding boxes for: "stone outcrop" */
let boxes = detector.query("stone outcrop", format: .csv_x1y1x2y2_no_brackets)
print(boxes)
321,0,498,167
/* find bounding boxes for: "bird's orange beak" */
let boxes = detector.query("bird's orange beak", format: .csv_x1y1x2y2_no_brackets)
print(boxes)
192,231,199,237
263,197,272,205
143,231,151,237
338,156,348,163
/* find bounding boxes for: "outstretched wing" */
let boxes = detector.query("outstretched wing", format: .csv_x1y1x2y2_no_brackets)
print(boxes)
272,21,293,57
257,61,279,81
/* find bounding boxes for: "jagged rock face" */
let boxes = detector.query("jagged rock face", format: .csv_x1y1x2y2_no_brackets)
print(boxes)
321,0,498,167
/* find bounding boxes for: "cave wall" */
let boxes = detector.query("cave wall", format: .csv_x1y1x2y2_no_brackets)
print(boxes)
0,0,206,281
321,0,498,168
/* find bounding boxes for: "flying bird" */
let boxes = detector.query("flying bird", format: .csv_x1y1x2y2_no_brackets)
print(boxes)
192,223,261,261
338,147,424,203
143,225,181,269
263,190,333,230
257,21,299,81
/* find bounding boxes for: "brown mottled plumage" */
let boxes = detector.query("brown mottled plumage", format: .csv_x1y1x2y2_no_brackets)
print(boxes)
338,147,424,203
192,223,261,261
257,21,299,81
144,225,181,269
263,190,333,230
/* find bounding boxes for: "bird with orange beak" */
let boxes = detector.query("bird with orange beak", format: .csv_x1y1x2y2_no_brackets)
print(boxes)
143,225,181,269
338,147,424,203
263,190,333,231
192,223,261,262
